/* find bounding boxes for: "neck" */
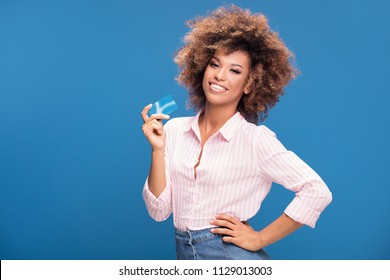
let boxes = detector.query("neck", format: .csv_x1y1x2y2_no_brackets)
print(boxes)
200,102,237,134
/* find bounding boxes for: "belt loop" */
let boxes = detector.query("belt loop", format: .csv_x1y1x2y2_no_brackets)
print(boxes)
187,230,193,245
187,230,198,259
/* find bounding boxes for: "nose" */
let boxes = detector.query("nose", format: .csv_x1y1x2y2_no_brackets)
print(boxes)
215,68,226,81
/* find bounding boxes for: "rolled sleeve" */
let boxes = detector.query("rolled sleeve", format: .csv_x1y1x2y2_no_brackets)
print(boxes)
284,178,332,228
142,178,172,222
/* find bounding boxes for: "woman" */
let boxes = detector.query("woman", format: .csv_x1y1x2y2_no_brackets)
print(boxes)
141,5,332,260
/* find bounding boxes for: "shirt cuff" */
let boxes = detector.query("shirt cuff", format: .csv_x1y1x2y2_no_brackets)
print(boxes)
284,197,321,228
142,179,170,210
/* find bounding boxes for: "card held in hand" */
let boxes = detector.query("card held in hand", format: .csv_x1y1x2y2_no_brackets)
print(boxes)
148,94,178,117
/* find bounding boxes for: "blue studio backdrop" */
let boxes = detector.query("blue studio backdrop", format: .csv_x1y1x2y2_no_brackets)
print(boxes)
1,0,389,260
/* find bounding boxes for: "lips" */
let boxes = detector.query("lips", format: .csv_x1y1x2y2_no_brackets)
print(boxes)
209,82,227,92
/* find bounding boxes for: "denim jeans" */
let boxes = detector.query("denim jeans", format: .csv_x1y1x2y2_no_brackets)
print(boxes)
175,228,270,260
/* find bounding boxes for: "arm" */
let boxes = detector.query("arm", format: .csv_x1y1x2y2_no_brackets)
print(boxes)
147,150,166,197
211,126,331,251
256,213,303,248
141,104,172,221
210,213,302,251
141,104,169,197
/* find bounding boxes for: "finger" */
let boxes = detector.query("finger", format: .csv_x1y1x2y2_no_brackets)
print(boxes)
149,113,170,121
210,219,235,230
144,122,163,136
210,227,234,237
215,214,241,225
152,123,163,136
143,119,162,129
142,120,160,133
150,119,164,131
141,104,153,123
222,236,235,244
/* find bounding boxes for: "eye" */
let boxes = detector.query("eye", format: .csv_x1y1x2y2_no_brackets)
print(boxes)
230,69,241,74
209,62,219,68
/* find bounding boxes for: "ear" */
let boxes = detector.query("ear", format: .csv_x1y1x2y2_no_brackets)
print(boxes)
244,75,253,95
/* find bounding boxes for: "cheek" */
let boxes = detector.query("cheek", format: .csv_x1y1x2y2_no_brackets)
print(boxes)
202,67,213,86
202,72,208,88
203,66,212,78
232,77,248,91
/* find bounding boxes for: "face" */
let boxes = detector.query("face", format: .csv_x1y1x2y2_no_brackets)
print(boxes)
202,50,251,110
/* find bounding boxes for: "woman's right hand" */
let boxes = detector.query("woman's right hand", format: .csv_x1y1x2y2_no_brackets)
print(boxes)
141,104,170,151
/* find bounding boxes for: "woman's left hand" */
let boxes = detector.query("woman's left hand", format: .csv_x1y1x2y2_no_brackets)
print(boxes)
210,214,263,252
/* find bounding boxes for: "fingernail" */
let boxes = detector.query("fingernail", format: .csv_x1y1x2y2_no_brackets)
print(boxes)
165,115,170,119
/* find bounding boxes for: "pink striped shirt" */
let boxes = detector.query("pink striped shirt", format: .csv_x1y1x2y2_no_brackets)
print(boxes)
143,111,332,230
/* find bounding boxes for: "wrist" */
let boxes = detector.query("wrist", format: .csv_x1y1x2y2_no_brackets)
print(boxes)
151,148,164,155
256,231,267,250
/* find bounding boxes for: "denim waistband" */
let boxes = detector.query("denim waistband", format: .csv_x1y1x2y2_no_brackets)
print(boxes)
174,227,271,260
175,227,220,244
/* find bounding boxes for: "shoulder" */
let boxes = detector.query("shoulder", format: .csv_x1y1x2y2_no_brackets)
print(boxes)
257,124,278,139
241,121,278,139
240,122,287,157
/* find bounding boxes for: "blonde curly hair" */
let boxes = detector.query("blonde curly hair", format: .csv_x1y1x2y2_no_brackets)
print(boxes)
174,5,298,123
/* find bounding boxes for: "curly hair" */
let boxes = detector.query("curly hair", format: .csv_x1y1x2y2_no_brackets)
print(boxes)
174,5,298,124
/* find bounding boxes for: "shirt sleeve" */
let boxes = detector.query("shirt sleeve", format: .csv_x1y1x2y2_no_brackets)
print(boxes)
142,121,173,222
257,126,332,228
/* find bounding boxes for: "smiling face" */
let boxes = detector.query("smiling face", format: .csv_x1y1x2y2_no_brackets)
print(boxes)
202,50,251,111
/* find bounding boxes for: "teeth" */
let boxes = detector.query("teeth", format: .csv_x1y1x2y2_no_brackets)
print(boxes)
210,83,225,91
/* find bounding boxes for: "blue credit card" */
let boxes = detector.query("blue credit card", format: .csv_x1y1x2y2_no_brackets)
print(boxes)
148,94,178,117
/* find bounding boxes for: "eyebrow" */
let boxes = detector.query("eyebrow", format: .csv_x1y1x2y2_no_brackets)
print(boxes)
211,56,244,69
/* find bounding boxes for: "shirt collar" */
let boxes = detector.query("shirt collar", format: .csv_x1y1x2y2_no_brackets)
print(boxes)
184,110,246,142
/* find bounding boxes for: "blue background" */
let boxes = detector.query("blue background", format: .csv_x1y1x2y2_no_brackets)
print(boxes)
1,0,389,260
